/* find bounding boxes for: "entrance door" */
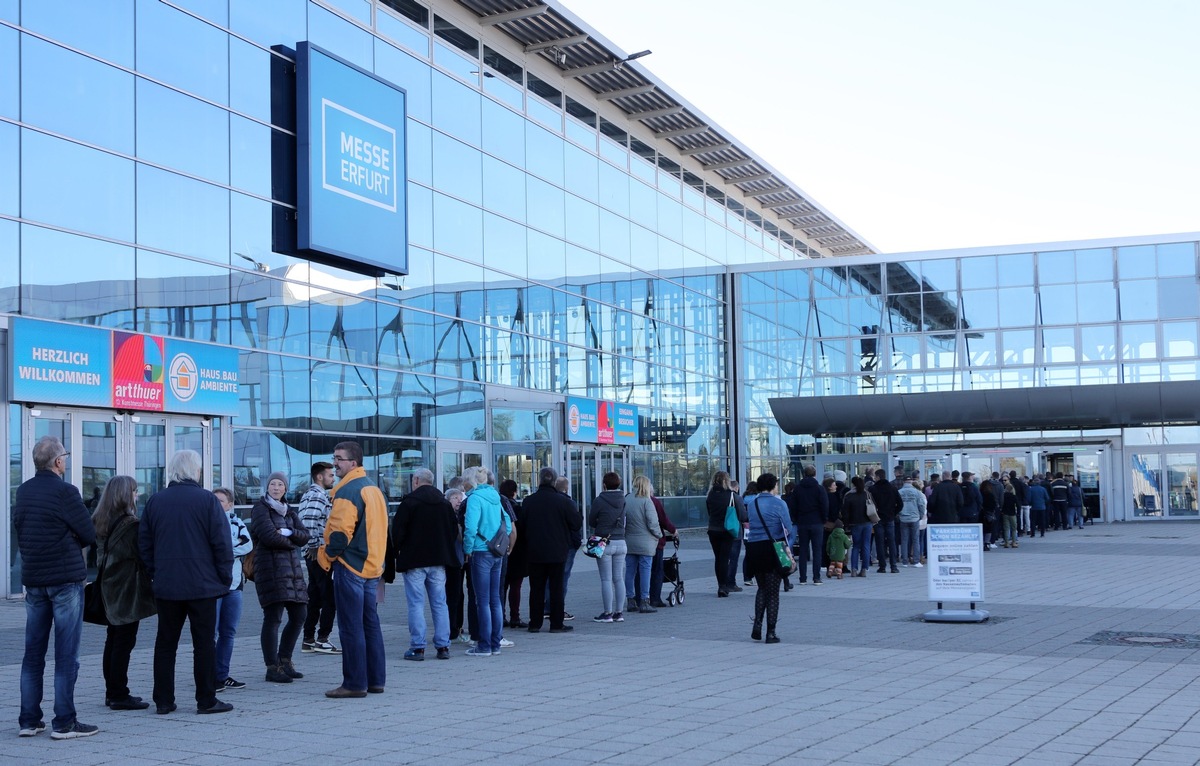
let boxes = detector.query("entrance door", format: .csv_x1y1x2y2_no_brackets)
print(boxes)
564,445,630,529
13,407,215,595
437,441,485,490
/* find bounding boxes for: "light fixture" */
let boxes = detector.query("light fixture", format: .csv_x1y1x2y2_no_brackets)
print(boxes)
470,70,496,79
547,46,568,67
614,49,652,70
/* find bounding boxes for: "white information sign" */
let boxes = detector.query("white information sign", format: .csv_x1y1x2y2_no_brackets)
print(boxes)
926,524,985,602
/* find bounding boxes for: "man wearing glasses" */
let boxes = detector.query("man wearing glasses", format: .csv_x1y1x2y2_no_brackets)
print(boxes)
14,436,99,739
319,443,388,698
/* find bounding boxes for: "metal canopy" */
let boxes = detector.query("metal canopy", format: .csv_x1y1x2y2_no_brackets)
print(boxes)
768,380,1200,436
456,0,873,258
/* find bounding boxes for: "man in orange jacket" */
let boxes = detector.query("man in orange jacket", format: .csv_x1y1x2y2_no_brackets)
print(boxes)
320,441,388,698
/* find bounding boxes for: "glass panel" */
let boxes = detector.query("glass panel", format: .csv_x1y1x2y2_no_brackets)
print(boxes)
135,250,231,343
1041,327,1076,364
1159,278,1198,320
1131,454,1162,517
22,36,135,153
0,219,15,313
1037,250,1075,284
1038,284,1075,325
1121,323,1157,360
0,123,14,218
311,361,379,433
136,79,229,184
134,422,166,510
230,0,307,51
1076,283,1117,323
1162,321,1197,358
22,0,134,67
308,2,372,69
378,10,429,55
432,71,481,145
1119,280,1157,322
1075,248,1113,282
1001,329,1034,365
21,225,136,326
440,450,461,489
375,39,431,122
482,155,526,222
22,130,135,241
1118,245,1154,279
1080,325,1116,362
482,97,525,168
1158,242,1195,277
136,0,228,104
1166,453,1198,517
432,132,482,205
137,166,230,261
79,419,116,517
960,289,998,329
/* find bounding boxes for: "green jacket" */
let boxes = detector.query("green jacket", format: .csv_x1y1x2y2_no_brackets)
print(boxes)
825,527,852,561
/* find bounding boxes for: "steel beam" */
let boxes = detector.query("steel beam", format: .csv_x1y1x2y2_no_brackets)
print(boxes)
596,83,657,101
626,105,684,121
524,34,589,53
480,6,548,26
679,142,733,156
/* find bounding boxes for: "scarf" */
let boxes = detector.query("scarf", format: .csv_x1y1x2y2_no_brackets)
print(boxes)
264,495,288,517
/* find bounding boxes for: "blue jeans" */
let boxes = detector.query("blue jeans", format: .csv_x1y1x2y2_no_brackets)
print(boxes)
851,524,873,573
1068,507,1083,528
21,581,84,731
596,539,627,614
332,564,385,692
899,521,921,564
214,589,243,681
403,566,449,650
470,552,504,653
624,553,653,602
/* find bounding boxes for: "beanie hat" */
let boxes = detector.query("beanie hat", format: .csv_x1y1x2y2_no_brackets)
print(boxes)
266,471,289,495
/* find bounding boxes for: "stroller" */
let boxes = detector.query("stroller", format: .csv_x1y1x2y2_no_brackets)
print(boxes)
662,536,685,606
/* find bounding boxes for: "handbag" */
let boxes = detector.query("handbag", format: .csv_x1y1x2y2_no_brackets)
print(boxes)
865,489,880,523
241,548,256,582
83,579,110,626
723,491,741,539
584,535,608,559
485,506,512,557
752,498,797,577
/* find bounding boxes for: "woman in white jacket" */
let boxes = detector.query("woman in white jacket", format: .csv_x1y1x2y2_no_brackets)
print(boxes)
623,476,663,614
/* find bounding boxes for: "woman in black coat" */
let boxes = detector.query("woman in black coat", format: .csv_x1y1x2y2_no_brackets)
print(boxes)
92,475,157,710
250,471,309,684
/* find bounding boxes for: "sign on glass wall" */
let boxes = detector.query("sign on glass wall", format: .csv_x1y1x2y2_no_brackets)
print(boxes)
10,317,239,416
566,396,639,446
296,42,407,275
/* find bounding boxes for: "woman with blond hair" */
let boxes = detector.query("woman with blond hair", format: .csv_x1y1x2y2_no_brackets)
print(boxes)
705,470,746,597
623,475,663,614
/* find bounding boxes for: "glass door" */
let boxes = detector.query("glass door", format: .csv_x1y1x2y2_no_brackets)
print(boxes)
438,441,485,490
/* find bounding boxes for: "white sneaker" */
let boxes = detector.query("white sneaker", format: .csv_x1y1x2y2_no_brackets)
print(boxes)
498,638,514,648
914,562,924,568
455,634,473,644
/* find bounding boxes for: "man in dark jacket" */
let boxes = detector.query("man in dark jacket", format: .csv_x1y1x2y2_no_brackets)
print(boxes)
15,436,98,739
790,465,828,585
139,449,233,716
868,469,902,573
928,470,963,524
391,467,459,661
523,467,582,632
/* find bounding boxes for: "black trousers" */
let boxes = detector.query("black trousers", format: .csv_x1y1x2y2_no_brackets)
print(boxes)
446,564,465,640
103,620,140,701
153,597,218,709
707,531,733,593
303,558,336,641
794,524,824,582
261,601,306,666
526,561,565,630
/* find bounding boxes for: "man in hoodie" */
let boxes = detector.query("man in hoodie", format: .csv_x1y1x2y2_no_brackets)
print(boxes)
320,442,388,697
789,464,828,585
392,468,459,662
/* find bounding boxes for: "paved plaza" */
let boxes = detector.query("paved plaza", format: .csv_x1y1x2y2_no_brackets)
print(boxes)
4,521,1200,765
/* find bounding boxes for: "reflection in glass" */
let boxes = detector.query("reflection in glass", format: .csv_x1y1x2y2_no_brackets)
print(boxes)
1117,245,1154,279
309,2,373,68
22,37,134,153
1158,242,1196,277
138,165,230,262
1166,453,1200,517
1038,284,1075,325
1162,322,1198,358
1132,453,1163,516
21,225,135,326
311,361,378,433
22,0,134,67
136,250,230,343
1159,278,1198,320
432,71,481,145
137,0,228,104
137,79,229,184
1121,323,1157,360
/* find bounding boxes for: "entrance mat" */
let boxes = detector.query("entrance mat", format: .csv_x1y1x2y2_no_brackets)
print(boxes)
898,614,1015,624
1080,631,1200,648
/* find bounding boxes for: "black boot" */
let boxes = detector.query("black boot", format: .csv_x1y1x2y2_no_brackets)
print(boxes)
751,621,762,641
765,627,780,644
783,578,793,592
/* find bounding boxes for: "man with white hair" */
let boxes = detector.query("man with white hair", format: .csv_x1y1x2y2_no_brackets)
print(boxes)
139,449,233,715
391,468,459,661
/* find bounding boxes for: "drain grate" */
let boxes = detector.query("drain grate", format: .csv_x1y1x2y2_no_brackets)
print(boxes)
1079,631,1200,648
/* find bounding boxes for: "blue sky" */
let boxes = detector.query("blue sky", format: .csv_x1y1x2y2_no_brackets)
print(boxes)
561,0,1200,253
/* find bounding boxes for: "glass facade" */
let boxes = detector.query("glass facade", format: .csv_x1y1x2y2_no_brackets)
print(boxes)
1,0,820,538
737,239,1200,520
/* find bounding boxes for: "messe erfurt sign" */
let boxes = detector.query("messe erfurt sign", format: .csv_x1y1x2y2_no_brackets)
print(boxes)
296,42,407,275
565,397,639,446
10,317,239,417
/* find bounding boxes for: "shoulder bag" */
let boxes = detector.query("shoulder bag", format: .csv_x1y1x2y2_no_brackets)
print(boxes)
753,498,797,577
864,489,880,523
723,490,741,539
484,505,512,557
84,544,110,626
584,535,609,559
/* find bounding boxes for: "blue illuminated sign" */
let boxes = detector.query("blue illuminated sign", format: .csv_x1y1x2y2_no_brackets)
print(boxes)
297,42,407,275
10,318,240,417
566,397,639,445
